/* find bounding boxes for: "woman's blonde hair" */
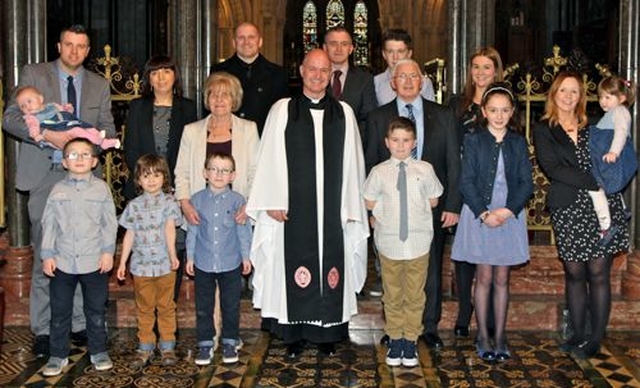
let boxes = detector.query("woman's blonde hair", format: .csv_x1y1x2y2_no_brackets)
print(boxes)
203,72,243,112
542,71,588,129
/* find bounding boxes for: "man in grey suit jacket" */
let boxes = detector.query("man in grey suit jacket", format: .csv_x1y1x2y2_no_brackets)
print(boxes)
2,25,115,357
323,27,378,143
365,59,461,350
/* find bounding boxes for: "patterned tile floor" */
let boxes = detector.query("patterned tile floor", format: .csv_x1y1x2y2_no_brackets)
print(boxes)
1,327,639,387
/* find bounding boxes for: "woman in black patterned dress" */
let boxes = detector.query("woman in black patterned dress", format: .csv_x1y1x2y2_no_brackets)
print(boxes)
533,71,629,359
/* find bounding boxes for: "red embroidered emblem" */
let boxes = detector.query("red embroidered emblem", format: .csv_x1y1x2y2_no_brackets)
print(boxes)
294,266,312,288
327,267,340,289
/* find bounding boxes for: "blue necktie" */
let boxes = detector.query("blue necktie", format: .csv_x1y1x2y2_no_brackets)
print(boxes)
398,161,408,241
406,104,417,159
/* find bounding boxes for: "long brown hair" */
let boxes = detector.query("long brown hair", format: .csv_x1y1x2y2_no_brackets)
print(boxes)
542,71,588,129
460,47,504,113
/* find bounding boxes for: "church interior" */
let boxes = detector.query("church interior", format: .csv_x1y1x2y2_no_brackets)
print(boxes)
1,0,640,386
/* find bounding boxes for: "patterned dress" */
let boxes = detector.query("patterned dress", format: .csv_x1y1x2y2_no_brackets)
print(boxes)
550,129,629,262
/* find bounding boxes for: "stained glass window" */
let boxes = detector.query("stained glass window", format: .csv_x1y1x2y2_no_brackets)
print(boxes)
326,0,345,29
353,1,368,66
302,1,318,54
296,0,372,66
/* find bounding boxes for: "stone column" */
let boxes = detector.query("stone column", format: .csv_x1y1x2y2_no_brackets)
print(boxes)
446,0,463,96
168,0,213,118
620,0,640,300
1,0,46,307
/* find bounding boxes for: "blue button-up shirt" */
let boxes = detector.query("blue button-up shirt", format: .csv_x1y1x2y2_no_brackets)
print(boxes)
186,186,252,273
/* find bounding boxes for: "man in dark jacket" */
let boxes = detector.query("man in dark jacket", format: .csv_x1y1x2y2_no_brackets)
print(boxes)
211,22,289,135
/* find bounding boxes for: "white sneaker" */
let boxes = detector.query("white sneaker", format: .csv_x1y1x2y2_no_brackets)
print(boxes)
91,352,113,371
43,357,68,376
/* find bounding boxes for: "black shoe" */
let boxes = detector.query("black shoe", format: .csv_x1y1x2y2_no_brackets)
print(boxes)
71,330,88,346
380,334,390,346
32,335,50,358
286,341,305,359
559,338,587,353
572,340,600,359
454,325,470,338
475,340,496,362
318,342,336,356
421,332,444,349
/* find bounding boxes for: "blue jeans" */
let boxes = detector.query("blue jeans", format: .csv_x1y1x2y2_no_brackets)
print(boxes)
194,265,242,347
49,269,108,358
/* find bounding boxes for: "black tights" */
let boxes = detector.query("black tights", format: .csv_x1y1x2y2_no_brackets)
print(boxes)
563,256,612,347
475,265,510,349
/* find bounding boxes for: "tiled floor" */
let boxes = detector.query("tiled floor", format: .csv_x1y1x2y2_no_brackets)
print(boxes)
1,327,639,387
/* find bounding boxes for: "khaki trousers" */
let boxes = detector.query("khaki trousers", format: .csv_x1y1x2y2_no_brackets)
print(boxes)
133,272,177,348
380,253,429,341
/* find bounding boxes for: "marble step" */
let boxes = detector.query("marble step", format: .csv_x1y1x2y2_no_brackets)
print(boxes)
107,293,640,332
2,245,635,331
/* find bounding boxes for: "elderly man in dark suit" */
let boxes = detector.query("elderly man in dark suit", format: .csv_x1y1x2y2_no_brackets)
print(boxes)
365,58,461,349
3,24,115,358
323,26,378,142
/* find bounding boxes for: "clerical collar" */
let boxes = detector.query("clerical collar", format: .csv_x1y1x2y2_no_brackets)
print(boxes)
303,94,327,110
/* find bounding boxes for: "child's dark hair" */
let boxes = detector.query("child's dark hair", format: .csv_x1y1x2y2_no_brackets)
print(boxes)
386,116,416,138
480,82,521,132
598,75,636,107
62,137,97,156
204,152,236,171
134,154,172,194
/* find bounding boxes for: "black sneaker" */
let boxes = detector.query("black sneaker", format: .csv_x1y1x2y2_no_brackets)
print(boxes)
222,344,238,364
32,335,50,358
386,339,403,367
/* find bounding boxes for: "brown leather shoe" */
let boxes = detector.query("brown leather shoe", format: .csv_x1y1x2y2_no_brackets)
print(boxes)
161,349,178,365
131,349,153,367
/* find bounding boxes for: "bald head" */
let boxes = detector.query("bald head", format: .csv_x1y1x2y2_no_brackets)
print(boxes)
234,22,263,62
300,49,331,100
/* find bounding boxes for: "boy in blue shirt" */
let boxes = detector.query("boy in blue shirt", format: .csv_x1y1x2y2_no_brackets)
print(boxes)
186,152,252,365
40,138,117,376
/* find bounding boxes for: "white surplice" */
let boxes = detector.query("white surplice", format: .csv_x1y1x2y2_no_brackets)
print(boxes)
246,98,369,326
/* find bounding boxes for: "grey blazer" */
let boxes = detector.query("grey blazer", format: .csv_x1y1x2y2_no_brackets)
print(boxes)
2,60,115,191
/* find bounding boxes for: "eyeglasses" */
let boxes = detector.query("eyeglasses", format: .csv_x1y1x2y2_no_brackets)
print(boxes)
206,166,233,175
395,73,421,81
64,151,95,160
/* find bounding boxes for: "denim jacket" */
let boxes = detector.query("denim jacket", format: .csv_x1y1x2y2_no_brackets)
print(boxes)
460,128,533,218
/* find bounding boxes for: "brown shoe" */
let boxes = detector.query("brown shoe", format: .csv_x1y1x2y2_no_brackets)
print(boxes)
161,349,178,366
131,349,153,367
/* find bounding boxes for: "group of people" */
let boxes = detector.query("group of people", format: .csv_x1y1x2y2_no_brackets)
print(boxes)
1,20,635,376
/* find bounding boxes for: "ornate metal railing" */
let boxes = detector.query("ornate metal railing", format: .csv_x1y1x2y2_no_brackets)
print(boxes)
424,58,446,105
507,46,612,243
89,45,143,212
428,46,613,244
